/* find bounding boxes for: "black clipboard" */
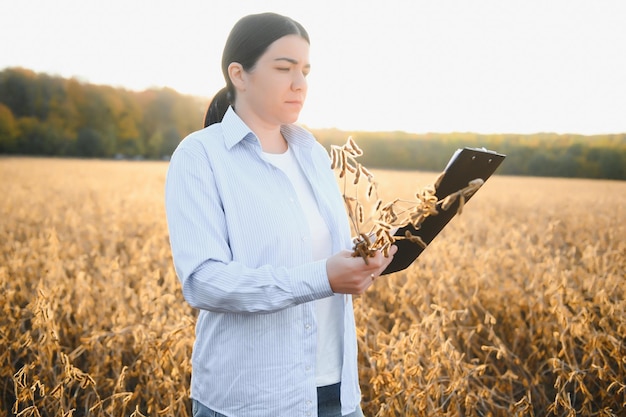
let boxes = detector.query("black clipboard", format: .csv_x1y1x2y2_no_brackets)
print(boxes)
382,147,506,275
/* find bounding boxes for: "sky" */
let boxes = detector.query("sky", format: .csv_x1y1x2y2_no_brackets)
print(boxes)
1,0,625,135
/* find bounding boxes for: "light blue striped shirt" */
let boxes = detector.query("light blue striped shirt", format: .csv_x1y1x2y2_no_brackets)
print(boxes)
165,107,361,416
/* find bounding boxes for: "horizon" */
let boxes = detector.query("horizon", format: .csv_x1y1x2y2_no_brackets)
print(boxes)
2,0,625,136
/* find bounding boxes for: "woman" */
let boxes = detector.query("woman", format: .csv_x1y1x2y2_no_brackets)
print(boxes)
165,12,396,417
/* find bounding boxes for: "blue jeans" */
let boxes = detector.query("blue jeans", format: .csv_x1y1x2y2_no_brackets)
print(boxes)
317,383,364,417
192,400,226,417
192,383,365,417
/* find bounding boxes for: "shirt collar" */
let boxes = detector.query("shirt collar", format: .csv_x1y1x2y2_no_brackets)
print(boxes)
222,107,254,150
221,106,315,150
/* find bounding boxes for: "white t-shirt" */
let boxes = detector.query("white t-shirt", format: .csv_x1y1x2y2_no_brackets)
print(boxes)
263,146,343,386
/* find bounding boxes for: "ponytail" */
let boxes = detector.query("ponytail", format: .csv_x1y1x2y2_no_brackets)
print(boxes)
204,87,231,127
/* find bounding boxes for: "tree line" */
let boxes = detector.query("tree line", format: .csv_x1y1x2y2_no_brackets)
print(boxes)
0,67,204,159
314,130,626,180
1,67,625,179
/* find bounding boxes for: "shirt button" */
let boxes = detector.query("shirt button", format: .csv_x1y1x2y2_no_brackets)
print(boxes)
306,400,312,406
305,365,311,371
305,324,311,330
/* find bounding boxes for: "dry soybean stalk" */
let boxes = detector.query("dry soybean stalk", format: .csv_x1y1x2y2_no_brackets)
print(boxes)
331,136,485,263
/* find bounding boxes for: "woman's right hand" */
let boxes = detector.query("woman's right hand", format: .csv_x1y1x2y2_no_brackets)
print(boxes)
325,246,397,294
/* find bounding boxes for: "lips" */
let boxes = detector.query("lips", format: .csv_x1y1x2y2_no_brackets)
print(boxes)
285,100,303,110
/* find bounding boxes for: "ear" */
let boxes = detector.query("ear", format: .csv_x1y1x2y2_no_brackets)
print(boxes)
228,62,246,91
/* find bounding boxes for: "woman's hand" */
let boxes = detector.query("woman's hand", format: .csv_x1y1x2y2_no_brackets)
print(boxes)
325,245,398,294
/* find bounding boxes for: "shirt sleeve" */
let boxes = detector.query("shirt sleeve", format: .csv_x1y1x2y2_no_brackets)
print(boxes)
165,143,335,314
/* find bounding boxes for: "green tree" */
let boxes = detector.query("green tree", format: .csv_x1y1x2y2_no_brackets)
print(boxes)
145,129,164,159
0,103,19,152
587,147,625,180
75,128,106,157
16,117,64,155
0,68,37,118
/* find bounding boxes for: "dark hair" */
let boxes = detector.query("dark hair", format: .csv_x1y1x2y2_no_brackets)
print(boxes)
204,13,310,127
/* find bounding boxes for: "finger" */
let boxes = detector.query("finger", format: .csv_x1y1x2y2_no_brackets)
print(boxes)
374,245,398,275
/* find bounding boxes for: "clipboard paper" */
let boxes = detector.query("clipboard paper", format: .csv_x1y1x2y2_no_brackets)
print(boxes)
380,147,506,274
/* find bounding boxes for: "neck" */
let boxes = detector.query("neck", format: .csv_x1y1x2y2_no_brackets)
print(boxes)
257,129,288,154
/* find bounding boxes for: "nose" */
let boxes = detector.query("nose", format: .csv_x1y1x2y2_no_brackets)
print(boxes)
292,71,307,91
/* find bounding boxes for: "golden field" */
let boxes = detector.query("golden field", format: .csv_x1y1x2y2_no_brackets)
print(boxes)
1,157,624,417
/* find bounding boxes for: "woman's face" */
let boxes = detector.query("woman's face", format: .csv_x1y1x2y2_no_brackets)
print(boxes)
235,34,310,127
